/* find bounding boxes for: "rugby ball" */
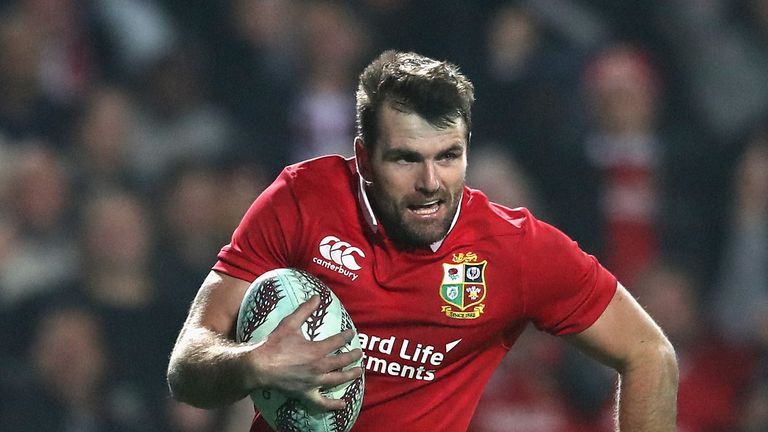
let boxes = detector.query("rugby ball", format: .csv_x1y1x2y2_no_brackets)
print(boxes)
235,268,364,432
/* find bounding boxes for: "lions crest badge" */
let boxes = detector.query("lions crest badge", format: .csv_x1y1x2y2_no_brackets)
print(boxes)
440,252,487,319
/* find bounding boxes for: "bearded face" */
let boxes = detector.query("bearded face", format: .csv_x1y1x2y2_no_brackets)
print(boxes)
358,105,467,248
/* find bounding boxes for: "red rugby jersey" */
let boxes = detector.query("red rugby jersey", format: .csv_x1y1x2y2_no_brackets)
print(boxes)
214,156,617,432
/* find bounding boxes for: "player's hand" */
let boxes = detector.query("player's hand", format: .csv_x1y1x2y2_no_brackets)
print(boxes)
247,295,364,411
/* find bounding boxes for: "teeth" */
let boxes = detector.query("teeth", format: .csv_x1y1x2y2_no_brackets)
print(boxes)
411,202,440,215
414,201,439,207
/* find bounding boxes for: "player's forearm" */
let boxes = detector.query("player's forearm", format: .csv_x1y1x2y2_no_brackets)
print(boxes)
616,339,679,431
167,326,257,409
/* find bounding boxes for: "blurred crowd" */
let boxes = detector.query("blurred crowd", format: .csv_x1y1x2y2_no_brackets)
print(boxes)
0,1,766,431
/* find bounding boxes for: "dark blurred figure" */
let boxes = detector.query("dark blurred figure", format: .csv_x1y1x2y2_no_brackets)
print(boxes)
130,48,236,188
712,124,768,432
0,146,79,311
286,1,370,162
653,0,768,143
579,44,663,282
216,160,271,237
14,0,116,104
714,129,768,344
473,2,586,170
634,263,756,432
210,0,300,176
154,163,231,324
358,0,484,71
0,11,66,142
94,0,176,78
70,84,142,195
0,305,150,432
77,190,177,423
153,159,271,327
466,144,545,215
551,44,712,286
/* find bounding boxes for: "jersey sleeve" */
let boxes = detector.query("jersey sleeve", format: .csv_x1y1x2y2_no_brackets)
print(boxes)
521,215,617,336
213,168,301,282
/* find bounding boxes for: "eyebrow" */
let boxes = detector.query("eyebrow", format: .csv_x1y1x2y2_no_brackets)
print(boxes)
438,143,465,155
382,148,421,160
382,142,466,161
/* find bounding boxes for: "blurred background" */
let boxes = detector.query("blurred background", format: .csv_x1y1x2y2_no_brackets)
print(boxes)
0,0,766,431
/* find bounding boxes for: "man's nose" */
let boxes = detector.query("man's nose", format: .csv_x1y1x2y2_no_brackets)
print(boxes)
416,162,440,194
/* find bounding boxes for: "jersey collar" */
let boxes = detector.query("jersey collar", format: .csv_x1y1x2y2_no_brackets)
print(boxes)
357,174,461,252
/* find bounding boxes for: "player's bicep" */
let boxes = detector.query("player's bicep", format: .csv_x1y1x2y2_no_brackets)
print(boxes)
564,282,668,372
184,270,251,338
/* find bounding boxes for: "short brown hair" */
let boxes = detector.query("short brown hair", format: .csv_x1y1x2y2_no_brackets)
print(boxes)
356,50,475,148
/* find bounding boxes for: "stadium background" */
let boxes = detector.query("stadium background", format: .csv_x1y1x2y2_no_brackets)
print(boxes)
0,0,766,431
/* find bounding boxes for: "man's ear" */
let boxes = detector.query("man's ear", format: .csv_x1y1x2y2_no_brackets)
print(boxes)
354,137,372,182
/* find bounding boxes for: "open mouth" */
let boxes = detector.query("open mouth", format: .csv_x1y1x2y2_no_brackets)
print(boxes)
407,200,442,216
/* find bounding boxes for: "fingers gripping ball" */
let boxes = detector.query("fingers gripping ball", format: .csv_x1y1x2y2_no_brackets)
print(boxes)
236,268,364,432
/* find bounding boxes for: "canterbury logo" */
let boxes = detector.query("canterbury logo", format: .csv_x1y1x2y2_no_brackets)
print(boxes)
319,236,365,271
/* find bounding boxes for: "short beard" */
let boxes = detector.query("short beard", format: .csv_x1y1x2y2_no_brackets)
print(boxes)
369,184,460,249
384,211,454,248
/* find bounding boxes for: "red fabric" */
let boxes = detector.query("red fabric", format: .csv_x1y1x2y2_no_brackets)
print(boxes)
214,156,617,431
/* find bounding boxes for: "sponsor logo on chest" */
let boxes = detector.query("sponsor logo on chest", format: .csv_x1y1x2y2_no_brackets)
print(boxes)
440,251,487,319
312,235,365,281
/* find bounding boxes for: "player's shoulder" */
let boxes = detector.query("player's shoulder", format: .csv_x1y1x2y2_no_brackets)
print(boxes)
462,188,571,249
280,154,353,177
464,187,537,233
276,155,358,209
280,155,356,189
